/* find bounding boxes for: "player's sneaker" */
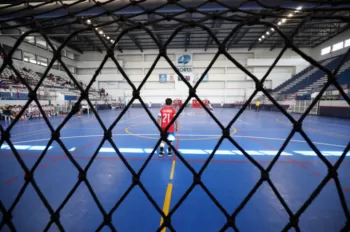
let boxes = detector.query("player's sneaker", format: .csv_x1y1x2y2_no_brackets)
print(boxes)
159,151,164,157
167,152,172,157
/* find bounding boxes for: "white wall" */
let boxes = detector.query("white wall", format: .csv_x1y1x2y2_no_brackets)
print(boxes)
77,47,311,103
311,29,350,61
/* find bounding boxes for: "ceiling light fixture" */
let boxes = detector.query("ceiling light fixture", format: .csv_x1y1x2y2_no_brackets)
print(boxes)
266,32,270,35
278,22,282,25
107,36,110,39
262,35,265,39
282,18,286,23
86,19,91,24
271,28,275,31
99,30,103,34
288,13,293,17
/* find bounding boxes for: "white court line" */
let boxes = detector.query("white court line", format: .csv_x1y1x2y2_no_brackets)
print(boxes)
259,151,293,156
205,150,234,155
28,146,52,150
120,148,144,153
118,114,147,123
2,145,347,157
238,119,251,125
294,151,317,156
245,150,264,155
10,133,346,148
178,149,207,154
323,151,343,156
1,145,31,150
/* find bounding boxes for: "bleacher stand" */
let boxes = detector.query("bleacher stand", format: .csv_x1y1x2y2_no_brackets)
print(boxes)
0,62,107,121
270,54,350,101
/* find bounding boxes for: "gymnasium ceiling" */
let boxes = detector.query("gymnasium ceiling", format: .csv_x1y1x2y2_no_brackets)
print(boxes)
0,0,349,54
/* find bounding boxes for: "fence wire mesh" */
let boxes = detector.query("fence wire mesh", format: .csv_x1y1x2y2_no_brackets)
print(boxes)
0,0,350,231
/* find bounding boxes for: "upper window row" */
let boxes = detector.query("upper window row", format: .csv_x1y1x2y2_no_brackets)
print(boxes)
23,36,76,60
1,44,76,74
321,38,350,55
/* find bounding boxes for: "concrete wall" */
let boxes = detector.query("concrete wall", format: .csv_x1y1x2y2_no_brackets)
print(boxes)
76,47,311,104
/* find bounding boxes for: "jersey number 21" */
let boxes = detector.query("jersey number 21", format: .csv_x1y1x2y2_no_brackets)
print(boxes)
162,113,171,123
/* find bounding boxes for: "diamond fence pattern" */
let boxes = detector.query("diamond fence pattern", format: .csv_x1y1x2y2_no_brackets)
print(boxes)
0,0,350,231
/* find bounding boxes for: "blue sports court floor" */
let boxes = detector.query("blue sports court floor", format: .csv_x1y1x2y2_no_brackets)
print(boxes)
0,107,349,232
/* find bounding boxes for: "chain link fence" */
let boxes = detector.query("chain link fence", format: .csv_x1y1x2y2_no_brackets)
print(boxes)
0,0,350,231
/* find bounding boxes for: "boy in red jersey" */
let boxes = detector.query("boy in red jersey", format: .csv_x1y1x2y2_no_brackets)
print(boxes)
157,98,178,156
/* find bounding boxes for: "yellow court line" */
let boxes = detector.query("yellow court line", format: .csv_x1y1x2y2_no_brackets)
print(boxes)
169,160,176,181
159,143,177,231
160,183,173,232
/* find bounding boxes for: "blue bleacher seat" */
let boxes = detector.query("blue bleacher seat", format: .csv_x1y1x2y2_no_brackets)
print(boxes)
273,54,349,97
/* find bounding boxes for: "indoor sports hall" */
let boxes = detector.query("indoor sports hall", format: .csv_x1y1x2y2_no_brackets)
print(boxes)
0,1,349,232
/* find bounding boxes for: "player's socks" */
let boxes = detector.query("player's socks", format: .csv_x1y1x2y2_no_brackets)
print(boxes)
159,146,164,156
167,141,172,156
167,148,171,156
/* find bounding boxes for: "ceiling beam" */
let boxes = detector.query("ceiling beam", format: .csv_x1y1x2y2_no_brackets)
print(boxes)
204,14,224,51
113,16,143,52
303,22,350,48
185,32,191,52
185,12,192,52
66,24,101,53
248,20,280,51
227,27,250,51
269,11,342,50
148,14,163,45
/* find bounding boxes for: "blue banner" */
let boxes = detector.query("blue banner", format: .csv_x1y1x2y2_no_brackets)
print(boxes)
64,95,77,100
159,74,167,83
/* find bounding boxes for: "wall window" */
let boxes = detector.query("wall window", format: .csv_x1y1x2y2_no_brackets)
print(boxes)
24,36,35,44
67,51,75,60
36,37,47,49
23,52,36,64
332,41,343,52
48,44,58,52
37,56,48,67
345,38,350,48
67,65,76,74
61,49,66,57
321,46,331,55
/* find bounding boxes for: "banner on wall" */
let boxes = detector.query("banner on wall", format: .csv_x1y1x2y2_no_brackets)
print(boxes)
169,74,175,83
194,73,209,83
159,74,167,83
176,54,193,73
178,75,191,81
